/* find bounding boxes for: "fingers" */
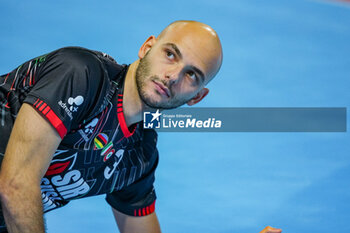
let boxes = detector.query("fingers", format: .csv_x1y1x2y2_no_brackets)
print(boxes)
259,226,282,233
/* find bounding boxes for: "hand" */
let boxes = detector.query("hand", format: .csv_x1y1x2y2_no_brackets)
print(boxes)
259,226,282,233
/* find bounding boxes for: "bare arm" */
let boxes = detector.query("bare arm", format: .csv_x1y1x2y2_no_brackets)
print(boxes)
0,103,61,233
112,208,161,233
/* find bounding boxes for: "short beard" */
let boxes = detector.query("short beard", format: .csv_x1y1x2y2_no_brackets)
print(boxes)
135,52,192,110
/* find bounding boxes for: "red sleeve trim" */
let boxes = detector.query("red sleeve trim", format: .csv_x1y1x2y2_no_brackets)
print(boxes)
33,98,67,139
116,94,136,138
133,200,156,217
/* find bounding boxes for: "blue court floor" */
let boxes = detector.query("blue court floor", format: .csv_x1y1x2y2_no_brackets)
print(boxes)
1,0,349,232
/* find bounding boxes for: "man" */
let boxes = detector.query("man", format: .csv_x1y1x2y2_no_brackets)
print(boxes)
0,20,281,233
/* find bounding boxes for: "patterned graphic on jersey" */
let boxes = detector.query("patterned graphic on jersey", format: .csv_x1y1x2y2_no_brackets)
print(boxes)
72,98,115,151
0,54,47,130
78,118,99,142
41,150,96,212
94,133,109,149
101,141,114,161
96,133,109,148
104,149,124,179
0,54,46,89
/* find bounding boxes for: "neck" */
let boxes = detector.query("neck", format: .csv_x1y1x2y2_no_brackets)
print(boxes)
122,60,145,127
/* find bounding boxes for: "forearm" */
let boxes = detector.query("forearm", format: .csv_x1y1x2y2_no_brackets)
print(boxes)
0,183,45,233
119,216,161,233
113,208,161,233
0,104,61,233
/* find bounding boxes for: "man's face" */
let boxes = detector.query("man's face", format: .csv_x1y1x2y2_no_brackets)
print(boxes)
135,25,221,110
136,47,201,109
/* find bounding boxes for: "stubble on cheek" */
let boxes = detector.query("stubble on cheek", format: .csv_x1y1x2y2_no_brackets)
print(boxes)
135,55,194,109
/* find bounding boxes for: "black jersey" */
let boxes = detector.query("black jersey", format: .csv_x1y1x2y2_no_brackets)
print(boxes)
0,47,158,222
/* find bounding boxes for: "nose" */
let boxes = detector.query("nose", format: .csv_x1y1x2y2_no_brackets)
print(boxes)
164,74,176,86
165,65,182,85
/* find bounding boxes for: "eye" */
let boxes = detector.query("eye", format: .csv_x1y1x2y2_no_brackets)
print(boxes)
166,50,175,60
187,71,197,82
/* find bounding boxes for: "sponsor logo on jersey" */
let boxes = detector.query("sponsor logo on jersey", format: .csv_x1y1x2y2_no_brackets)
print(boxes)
101,141,114,162
94,133,109,149
41,150,94,212
78,118,99,141
58,95,84,120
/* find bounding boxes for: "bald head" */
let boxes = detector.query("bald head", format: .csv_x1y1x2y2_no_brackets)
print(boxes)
157,20,223,83
134,20,223,109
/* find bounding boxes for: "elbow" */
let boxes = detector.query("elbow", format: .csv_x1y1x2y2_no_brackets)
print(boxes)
0,173,42,203
0,175,24,221
0,174,7,200
0,175,14,204
0,180,8,207
0,174,25,205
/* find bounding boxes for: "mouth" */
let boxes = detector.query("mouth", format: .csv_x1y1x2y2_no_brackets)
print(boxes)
152,80,170,98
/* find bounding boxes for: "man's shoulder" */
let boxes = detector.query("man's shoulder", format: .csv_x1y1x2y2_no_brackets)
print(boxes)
49,46,107,67
43,46,125,82
47,46,119,65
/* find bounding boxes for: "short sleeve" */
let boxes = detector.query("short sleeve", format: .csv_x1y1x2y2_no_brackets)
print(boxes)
106,130,159,217
23,47,106,139
105,169,157,217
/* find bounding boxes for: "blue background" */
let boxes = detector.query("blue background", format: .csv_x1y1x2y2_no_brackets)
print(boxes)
1,0,349,232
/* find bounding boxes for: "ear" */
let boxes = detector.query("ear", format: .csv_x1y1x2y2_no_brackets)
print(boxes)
138,35,157,59
186,88,209,106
